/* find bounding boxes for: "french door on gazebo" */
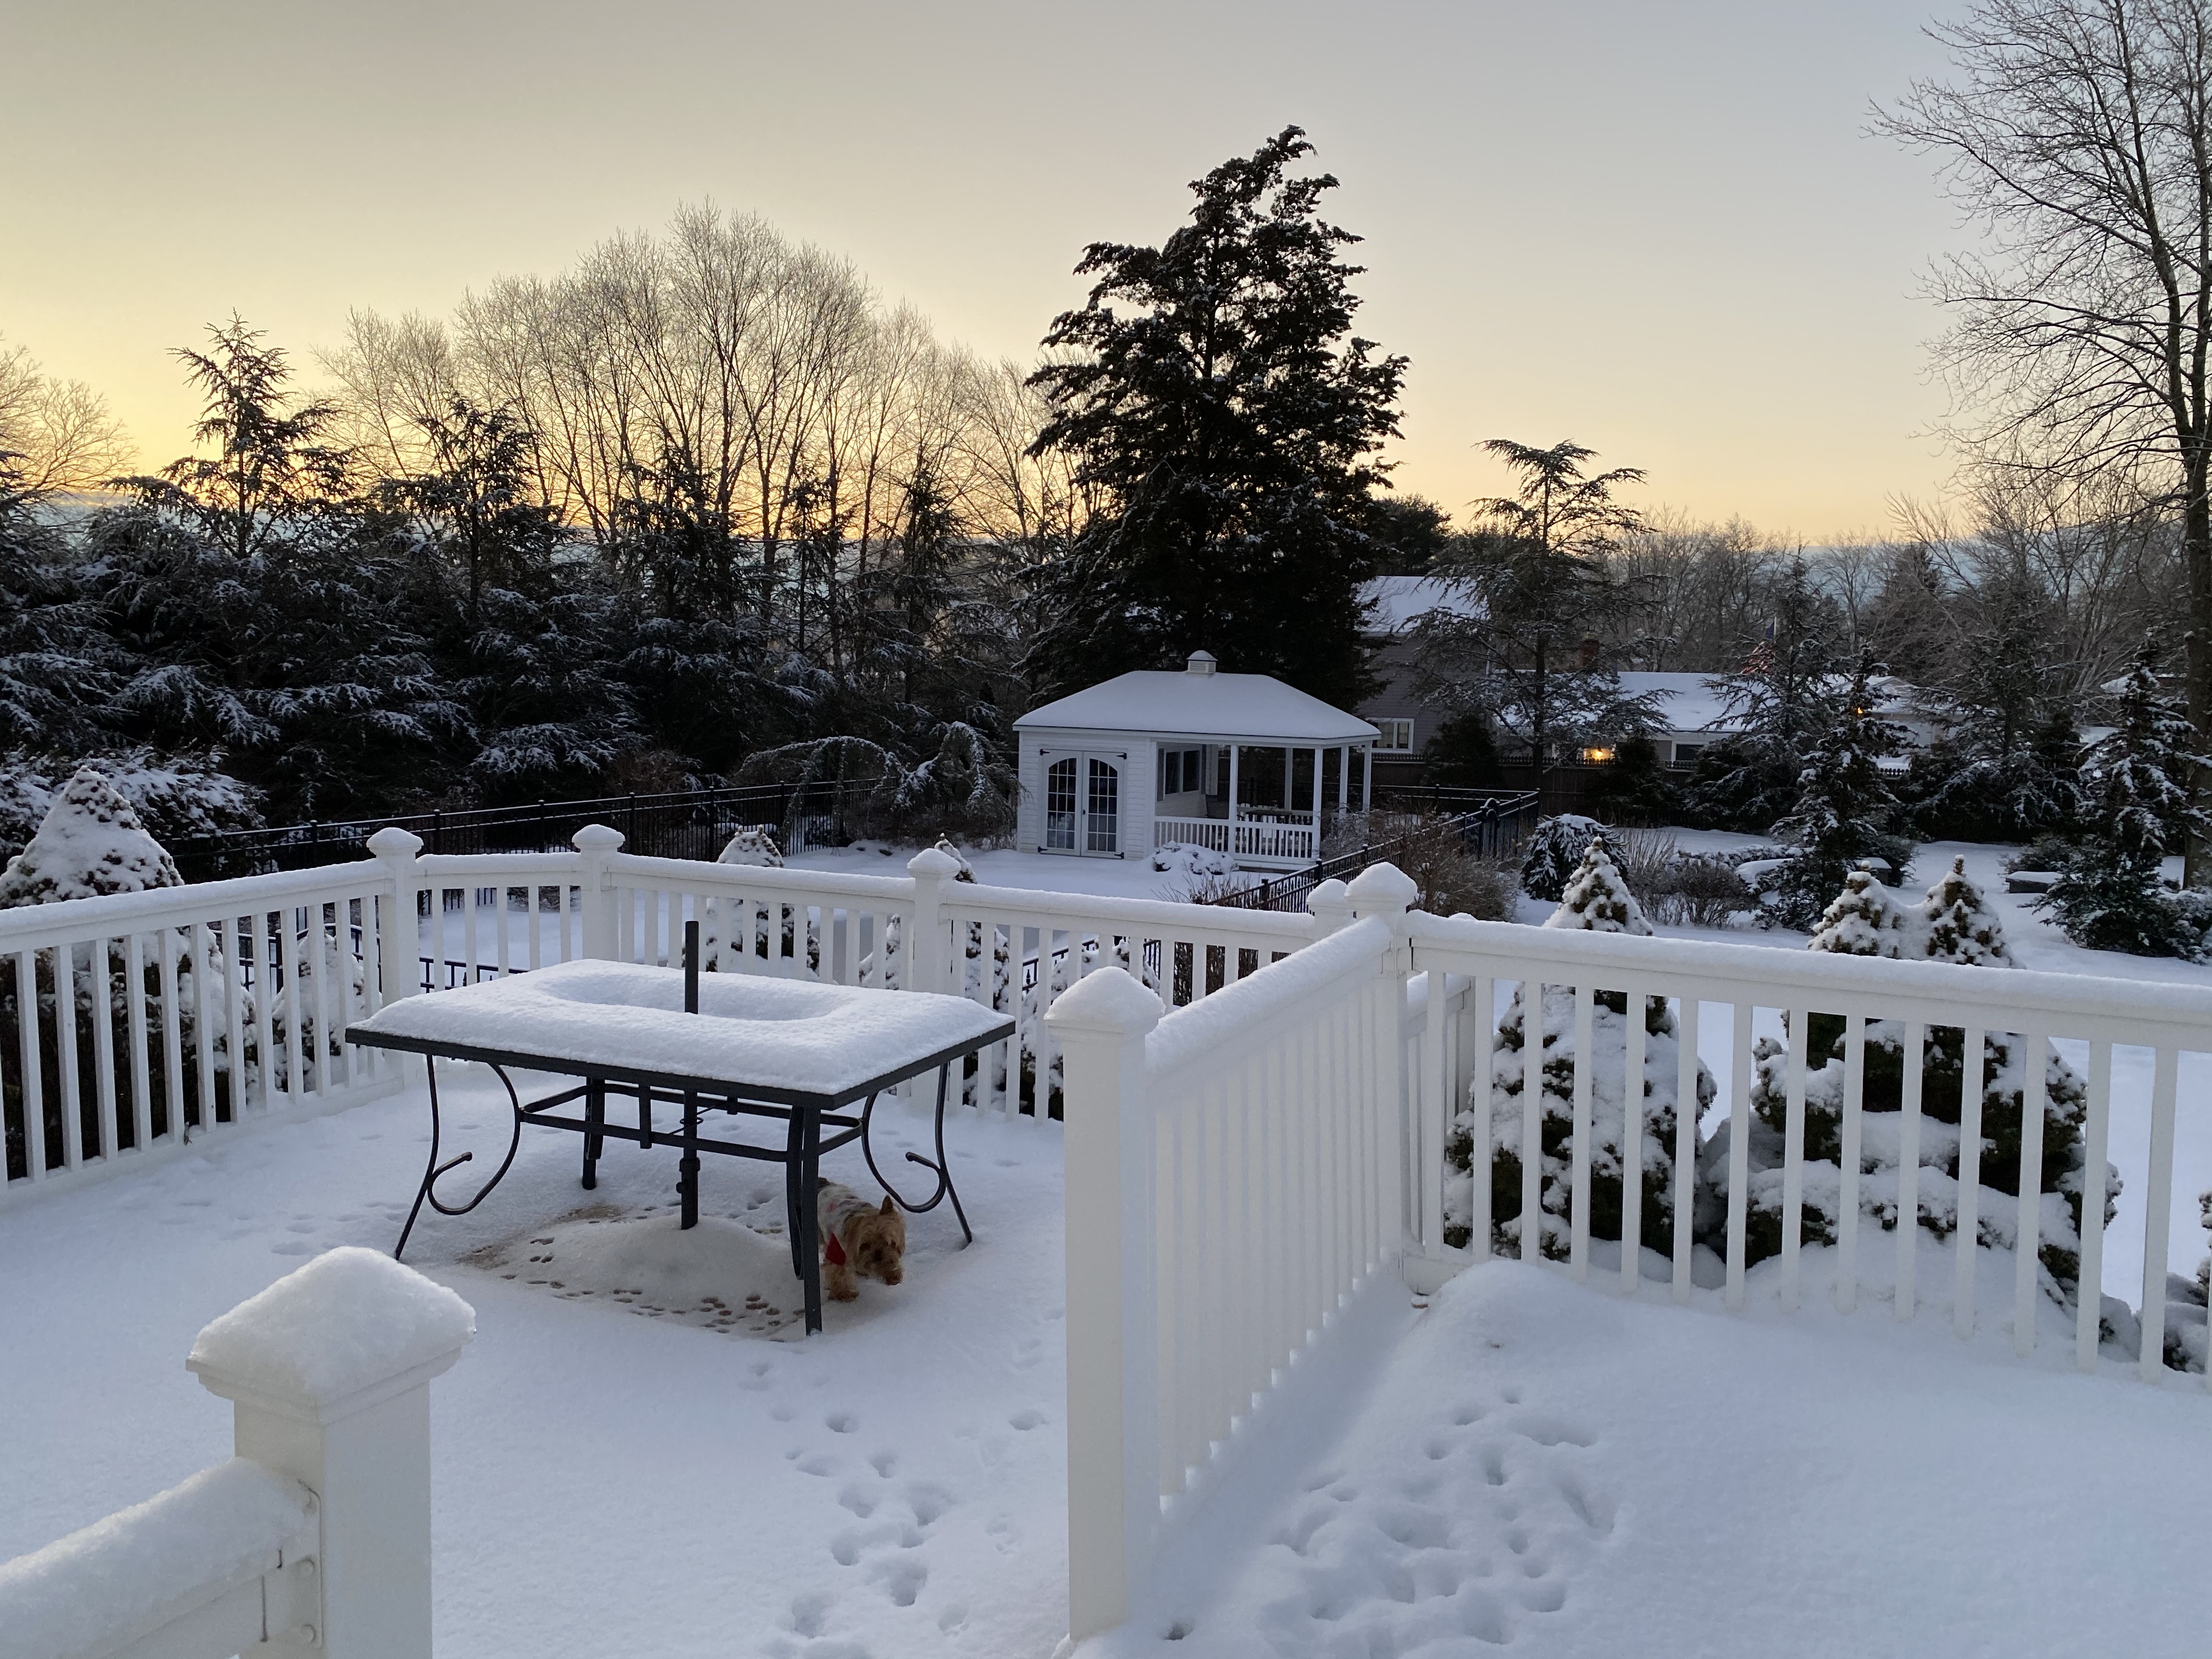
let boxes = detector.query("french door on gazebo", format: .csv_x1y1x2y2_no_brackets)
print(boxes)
1041,752,1122,855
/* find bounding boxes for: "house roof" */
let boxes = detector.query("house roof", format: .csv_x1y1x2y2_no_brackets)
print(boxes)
1015,667,1379,744
1359,574,1482,636
1616,673,1739,736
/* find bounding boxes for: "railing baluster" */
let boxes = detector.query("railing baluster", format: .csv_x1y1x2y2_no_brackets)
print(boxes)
1896,1019,1925,1322
56,941,84,1167
311,906,336,1098
1520,979,1543,1263
1673,995,1698,1303
1954,1025,1985,1338
191,922,216,1126
1780,1004,1809,1314
1725,1002,1753,1311
1570,982,1595,1280
1417,966,1449,1261
89,935,119,1160
1621,979,1645,1295
463,884,482,986
2013,1027,2047,1358
1837,1013,1865,1313
1470,974,1496,1263
2138,1043,2179,1384
158,926,185,1143
280,910,307,1104
14,949,45,1178
125,933,153,1152
2076,1040,2113,1372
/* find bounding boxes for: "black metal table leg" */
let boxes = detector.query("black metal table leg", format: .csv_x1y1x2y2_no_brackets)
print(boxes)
799,1104,823,1335
679,1088,700,1229
860,1063,973,1245
582,1077,603,1189
394,1058,525,1260
783,1099,808,1280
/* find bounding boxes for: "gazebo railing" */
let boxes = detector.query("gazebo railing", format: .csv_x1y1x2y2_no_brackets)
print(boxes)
1153,813,1319,866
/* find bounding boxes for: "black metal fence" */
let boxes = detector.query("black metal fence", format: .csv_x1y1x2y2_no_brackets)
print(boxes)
166,783,865,883
1211,789,1542,915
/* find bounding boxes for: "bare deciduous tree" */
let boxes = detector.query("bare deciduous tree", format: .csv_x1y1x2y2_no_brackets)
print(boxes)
0,334,132,498
1879,0,2212,873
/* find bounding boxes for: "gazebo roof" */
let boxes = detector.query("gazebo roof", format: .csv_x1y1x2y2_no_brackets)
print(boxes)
1015,658,1378,744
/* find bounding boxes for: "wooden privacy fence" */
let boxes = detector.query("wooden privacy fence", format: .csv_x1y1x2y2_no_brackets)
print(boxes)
0,1249,472,1659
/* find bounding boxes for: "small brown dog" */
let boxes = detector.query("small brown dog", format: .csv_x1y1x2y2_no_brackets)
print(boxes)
816,1180,906,1301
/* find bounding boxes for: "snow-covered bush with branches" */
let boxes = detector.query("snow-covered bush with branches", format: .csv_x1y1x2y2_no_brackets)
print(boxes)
1519,814,1610,903
1446,839,1716,1258
1711,859,2117,1303
1151,841,1234,879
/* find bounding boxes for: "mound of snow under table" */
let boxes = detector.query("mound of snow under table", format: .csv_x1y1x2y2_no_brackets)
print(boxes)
1094,1259,2212,1659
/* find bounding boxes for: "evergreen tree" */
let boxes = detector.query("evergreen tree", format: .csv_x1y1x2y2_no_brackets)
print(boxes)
1028,127,1407,709
1446,839,1716,1260
1521,813,1611,902
2036,643,2212,956
1688,558,1847,831
1716,860,2114,1300
1767,654,1912,928
1585,734,1674,827
1412,440,1656,769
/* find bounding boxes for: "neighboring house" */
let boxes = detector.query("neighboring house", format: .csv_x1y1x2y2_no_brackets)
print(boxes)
1012,652,1380,872
1356,575,1483,787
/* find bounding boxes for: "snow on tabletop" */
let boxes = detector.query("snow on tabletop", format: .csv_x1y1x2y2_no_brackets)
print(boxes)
0,1456,312,1659
189,1246,475,1409
349,959,1011,1096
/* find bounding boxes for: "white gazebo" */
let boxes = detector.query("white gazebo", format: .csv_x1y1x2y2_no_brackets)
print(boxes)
1011,652,1380,871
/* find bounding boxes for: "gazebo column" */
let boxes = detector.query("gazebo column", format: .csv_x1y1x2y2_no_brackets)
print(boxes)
1361,745,1373,812
1310,745,1323,858
1336,746,1348,816
1226,743,1240,859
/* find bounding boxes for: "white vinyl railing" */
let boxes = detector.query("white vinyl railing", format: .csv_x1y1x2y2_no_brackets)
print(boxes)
0,1249,471,1659
1402,913,2212,1385
1047,867,1413,1641
1153,814,1319,867
2,827,1327,1203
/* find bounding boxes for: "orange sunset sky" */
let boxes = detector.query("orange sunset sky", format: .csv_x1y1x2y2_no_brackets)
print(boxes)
1,1,1969,540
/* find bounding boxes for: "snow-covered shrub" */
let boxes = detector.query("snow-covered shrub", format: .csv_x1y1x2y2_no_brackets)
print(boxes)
1613,830,1753,928
715,825,784,867
0,751,261,870
1151,842,1234,879
1709,860,2117,1298
1520,814,1610,902
1,769,255,1176
1446,839,1716,1258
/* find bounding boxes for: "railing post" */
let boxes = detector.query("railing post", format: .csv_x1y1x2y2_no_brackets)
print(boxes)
1347,862,1423,1288
366,827,424,1011
1306,876,1353,940
906,845,961,995
188,1248,475,1659
1046,966,1164,1644
574,823,625,961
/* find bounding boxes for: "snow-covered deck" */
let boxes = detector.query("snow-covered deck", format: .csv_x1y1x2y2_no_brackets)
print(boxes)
0,1070,1075,1658
7,1079,2208,1657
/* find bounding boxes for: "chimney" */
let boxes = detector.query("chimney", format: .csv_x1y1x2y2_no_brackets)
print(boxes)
1186,650,1217,676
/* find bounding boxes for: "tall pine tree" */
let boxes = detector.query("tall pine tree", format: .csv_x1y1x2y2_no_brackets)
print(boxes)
1767,654,1913,928
1028,127,1406,709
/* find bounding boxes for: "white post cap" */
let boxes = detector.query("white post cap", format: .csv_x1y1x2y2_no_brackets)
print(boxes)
907,845,964,879
1185,651,1217,676
188,1248,476,1426
1346,860,1420,915
1044,964,1164,1037
571,823,625,854
365,827,423,860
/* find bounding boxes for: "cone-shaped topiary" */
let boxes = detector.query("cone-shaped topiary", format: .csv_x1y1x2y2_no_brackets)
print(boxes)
1447,838,1717,1262
1806,867,1909,958
1920,856,2013,966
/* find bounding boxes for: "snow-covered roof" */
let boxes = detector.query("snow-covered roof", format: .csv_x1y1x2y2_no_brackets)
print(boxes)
1615,673,1740,736
1358,574,1482,636
1015,662,1378,744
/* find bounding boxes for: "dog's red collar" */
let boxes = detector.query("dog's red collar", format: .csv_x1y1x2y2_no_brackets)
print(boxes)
824,1231,847,1267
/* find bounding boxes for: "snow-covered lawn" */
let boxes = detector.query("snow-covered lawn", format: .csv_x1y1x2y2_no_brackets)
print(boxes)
0,1071,1074,1658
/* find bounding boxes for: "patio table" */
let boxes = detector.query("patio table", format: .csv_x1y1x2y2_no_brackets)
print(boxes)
343,943,1014,1333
